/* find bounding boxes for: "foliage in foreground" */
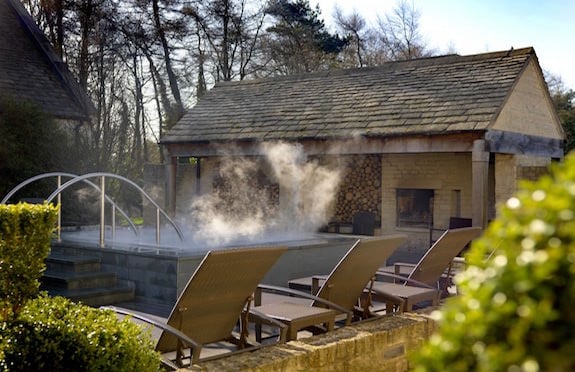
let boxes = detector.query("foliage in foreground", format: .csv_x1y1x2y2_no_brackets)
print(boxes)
0,295,160,372
411,153,575,371
0,203,160,371
0,203,58,319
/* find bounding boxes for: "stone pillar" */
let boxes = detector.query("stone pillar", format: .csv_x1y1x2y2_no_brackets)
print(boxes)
472,140,489,228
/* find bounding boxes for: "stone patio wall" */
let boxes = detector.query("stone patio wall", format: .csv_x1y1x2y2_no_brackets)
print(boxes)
189,312,437,371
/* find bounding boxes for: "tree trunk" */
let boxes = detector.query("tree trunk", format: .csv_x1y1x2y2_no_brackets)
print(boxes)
220,0,231,81
55,0,64,58
78,0,93,90
152,0,184,119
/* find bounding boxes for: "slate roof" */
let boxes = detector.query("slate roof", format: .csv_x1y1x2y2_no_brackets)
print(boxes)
0,0,94,120
163,47,537,144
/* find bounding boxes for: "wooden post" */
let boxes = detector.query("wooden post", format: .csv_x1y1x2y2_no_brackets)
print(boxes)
166,156,177,217
195,157,201,196
472,140,489,228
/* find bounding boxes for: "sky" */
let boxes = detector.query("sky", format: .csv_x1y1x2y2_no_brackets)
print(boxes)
313,0,575,90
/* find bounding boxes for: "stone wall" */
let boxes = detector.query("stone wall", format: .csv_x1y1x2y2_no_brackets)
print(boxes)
491,59,563,140
380,152,473,262
142,161,200,220
494,154,552,215
494,154,516,218
518,166,550,182
143,163,166,224
516,154,552,183
189,313,437,371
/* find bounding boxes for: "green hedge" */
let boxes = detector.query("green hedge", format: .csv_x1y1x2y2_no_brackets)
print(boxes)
411,153,575,371
0,203,161,370
0,295,160,371
0,203,58,319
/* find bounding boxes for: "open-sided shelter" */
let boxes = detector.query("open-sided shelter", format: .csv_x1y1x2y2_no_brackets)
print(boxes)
161,48,564,259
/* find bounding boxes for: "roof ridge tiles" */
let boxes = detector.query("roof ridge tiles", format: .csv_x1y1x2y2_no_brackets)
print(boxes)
212,47,534,89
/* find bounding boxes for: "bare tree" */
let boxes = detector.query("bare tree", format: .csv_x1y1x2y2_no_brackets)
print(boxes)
22,0,170,176
333,6,368,67
23,0,64,57
182,0,267,84
151,0,184,119
375,0,430,60
18,0,441,194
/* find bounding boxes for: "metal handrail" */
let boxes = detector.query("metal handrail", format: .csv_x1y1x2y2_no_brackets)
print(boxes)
0,172,75,204
1,172,138,241
45,172,184,247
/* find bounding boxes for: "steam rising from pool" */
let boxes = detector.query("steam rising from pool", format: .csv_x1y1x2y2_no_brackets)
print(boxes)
185,141,342,247
58,141,344,251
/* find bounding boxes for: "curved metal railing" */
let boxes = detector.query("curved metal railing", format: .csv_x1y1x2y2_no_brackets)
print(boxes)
1,172,138,241
2,172,184,248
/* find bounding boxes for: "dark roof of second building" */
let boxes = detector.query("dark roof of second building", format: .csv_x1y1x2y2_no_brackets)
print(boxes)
163,47,536,144
0,0,95,120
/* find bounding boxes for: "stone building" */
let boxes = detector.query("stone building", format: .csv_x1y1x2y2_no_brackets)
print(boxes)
161,47,563,259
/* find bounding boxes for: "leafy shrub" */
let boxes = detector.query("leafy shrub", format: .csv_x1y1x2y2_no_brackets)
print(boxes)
0,295,160,371
0,203,58,319
411,153,575,371
0,203,160,370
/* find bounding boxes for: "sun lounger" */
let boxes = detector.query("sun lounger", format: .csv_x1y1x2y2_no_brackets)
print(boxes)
103,246,287,369
252,235,407,341
373,227,482,311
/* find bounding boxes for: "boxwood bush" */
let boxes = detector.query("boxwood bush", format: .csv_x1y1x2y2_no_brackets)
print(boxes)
411,153,575,371
0,203,161,370
0,203,58,319
0,295,160,371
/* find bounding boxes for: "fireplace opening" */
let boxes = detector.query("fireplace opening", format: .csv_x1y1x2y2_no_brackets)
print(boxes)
396,188,434,228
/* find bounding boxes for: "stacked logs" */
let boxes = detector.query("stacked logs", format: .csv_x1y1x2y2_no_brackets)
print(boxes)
332,154,382,225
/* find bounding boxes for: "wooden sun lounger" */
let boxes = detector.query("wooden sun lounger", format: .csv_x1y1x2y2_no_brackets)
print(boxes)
252,235,407,341
373,227,482,311
104,246,287,369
